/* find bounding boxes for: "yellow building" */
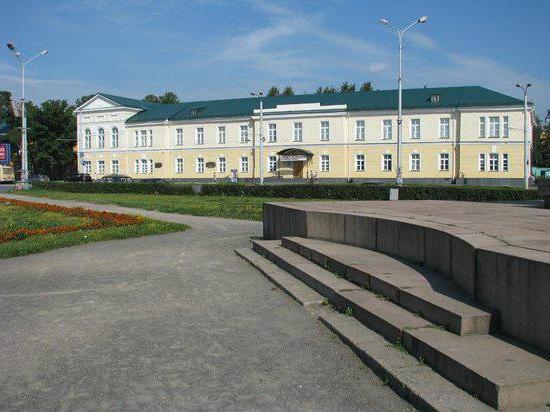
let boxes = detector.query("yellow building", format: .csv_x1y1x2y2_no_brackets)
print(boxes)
75,86,532,186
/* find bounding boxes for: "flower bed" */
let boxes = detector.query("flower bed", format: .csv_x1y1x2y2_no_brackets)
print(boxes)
0,196,144,243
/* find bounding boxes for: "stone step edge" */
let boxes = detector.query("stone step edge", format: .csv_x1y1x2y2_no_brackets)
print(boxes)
236,246,488,411
281,236,494,336
318,310,490,412
251,239,550,409
235,248,324,307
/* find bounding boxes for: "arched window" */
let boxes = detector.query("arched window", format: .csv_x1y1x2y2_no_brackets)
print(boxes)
98,128,105,148
84,129,91,149
111,127,119,148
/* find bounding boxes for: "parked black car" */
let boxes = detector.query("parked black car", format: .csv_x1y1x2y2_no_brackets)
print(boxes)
136,178,169,184
97,174,133,183
28,174,50,182
65,173,92,182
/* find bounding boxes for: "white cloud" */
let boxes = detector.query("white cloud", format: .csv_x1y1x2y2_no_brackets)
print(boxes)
407,31,438,50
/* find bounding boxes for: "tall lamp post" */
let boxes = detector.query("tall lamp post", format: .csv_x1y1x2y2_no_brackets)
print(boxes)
251,91,264,185
378,16,428,186
516,83,532,190
6,43,48,189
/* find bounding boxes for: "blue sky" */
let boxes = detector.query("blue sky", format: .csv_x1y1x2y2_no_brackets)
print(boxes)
1,0,549,115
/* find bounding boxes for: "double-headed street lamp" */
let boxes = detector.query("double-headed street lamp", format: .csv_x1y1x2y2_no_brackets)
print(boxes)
378,16,428,186
251,91,264,185
516,83,532,190
6,43,48,188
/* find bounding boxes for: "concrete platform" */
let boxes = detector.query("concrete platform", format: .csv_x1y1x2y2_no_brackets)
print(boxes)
263,200,550,354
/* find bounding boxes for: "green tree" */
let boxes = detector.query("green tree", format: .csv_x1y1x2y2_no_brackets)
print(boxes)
27,100,77,180
316,86,336,94
159,92,180,104
359,81,373,92
0,90,20,167
267,86,280,96
282,86,294,96
532,116,550,167
143,92,180,104
340,82,356,93
75,94,96,108
143,94,160,103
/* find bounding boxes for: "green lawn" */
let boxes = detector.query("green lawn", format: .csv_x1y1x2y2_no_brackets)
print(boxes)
0,202,187,259
24,189,305,221
0,203,91,231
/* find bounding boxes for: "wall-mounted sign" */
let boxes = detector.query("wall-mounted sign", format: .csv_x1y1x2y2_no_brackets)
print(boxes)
155,162,163,168
280,154,308,162
206,161,216,168
0,143,11,165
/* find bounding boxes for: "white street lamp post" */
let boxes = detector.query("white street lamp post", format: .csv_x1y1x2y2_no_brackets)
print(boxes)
516,83,532,190
6,43,48,189
378,16,428,186
251,92,264,185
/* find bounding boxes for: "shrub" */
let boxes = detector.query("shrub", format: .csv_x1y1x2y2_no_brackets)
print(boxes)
33,181,195,195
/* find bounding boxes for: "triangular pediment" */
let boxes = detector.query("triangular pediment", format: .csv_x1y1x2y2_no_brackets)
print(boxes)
77,95,120,111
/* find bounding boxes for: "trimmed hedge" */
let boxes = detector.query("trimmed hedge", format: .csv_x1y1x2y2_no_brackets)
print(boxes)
32,181,195,195
201,183,540,202
32,181,540,202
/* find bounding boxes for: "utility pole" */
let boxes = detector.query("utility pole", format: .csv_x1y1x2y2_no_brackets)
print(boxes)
378,16,428,186
251,91,264,185
516,83,532,190
6,43,48,189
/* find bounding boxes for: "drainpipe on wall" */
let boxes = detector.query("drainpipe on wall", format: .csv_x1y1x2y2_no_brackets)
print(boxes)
346,113,350,182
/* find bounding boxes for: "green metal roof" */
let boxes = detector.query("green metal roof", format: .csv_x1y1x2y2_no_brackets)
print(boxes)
97,86,523,125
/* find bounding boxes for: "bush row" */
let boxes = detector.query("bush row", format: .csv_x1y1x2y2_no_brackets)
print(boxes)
33,181,195,195
32,181,541,202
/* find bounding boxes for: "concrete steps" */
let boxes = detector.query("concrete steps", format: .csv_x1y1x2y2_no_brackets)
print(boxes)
281,236,494,336
248,239,550,410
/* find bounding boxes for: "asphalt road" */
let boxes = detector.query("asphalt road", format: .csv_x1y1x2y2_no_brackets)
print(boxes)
0,195,411,411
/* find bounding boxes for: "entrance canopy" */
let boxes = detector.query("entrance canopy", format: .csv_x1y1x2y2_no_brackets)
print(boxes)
277,148,313,162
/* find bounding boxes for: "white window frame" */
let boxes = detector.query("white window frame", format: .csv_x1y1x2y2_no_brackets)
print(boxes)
383,119,392,140
355,120,365,141
134,131,139,147
98,128,105,148
140,130,147,147
148,159,154,174
111,127,119,148
134,159,139,174
268,155,277,172
320,121,330,141
140,158,148,174
479,117,486,138
175,158,184,173
218,126,226,144
196,127,204,145
111,159,119,174
479,153,486,171
97,160,105,175
84,129,91,149
410,153,421,171
382,154,392,171
355,154,365,171
293,122,303,142
489,152,499,171
83,160,91,174
240,156,249,173
503,116,509,138
196,157,205,173
439,118,450,139
502,153,509,171
148,130,153,147
218,157,226,173
439,153,450,171
489,116,500,138
240,125,249,143
320,154,330,172
410,118,421,139
268,123,277,143
176,128,184,146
